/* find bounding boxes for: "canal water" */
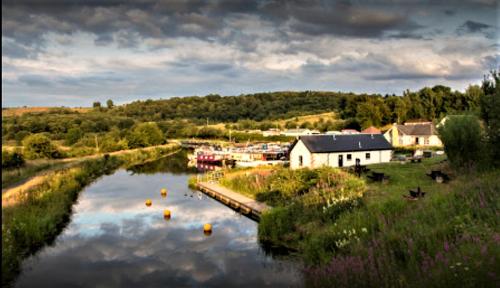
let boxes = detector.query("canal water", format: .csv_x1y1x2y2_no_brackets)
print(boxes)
14,151,303,287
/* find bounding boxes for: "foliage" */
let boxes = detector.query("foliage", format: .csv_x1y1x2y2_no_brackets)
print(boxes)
106,99,114,109
64,127,83,145
126,122,165,148
438,115,485,171
2,149,25,169
480,70,500,167
22,134,61,160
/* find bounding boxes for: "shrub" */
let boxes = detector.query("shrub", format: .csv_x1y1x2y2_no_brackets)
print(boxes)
64,127,83,145
2,150,25,169
22,134,61,160
437,115,484,171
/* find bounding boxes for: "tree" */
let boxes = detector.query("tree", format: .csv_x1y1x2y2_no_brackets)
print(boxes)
480,70,500,167
22,134,60,159
126,122,165,148
93,102,102,109
106,99,114,109
438,115,484,171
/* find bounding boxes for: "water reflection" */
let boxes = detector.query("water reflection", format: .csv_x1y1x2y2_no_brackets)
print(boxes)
15,152,303,287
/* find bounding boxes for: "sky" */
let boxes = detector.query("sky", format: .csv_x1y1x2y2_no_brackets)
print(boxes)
2,0,499,107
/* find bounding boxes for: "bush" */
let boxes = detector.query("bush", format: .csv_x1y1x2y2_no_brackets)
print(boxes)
64,127,83,145
126,122,165,148
22,134,61,160
437,115,484,171
2,150,25,169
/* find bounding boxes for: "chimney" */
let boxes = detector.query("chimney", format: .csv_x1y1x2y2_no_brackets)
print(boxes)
332,135,336,141
371,134,374,139
358,141,362,148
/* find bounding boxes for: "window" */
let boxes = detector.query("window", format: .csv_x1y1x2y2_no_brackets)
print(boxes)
365,153,371,160
299,156,303,166
424,137,429,145
415,137,420,145
347,154,352,161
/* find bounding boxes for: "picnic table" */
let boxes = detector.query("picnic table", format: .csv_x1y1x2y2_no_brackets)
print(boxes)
403,186,426,200
409,157,422,163
426,170,450,183
367,171,390,183
350,165,370,177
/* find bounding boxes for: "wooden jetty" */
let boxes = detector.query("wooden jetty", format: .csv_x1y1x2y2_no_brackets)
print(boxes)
197,181,271,220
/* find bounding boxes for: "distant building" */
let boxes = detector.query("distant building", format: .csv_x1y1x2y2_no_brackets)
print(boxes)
384,121,442,147
263,129,281,137
325,131,342,135
289,134,393,169
361,126,381,134
282,129,320,137
341,129,360,134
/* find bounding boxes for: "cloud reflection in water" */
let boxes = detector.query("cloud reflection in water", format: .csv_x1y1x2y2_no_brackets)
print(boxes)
15,165,303,287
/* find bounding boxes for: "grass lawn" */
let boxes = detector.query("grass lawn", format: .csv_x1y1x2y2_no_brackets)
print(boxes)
361,156,451,203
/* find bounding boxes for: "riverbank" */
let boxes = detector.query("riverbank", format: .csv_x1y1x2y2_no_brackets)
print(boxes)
212,159,500,287
2,142,182,193
1,143,180,287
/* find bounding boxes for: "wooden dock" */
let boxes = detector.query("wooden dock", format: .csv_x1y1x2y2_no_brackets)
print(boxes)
197,181,271,220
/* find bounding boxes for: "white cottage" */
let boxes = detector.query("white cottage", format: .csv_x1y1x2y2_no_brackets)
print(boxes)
289,134,393,169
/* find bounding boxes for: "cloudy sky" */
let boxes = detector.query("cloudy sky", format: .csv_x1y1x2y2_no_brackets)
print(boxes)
2,0,499,107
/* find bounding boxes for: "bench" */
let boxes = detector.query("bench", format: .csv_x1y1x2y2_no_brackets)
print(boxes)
367,171,390,183
426,170,450,183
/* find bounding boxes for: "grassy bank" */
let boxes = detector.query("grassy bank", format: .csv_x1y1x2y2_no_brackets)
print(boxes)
217,159,499,287
2,160,67,189
1,144,180,287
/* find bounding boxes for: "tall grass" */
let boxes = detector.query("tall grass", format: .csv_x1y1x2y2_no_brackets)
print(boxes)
305,170,500,287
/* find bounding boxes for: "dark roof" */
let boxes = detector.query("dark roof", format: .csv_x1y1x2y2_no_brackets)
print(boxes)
298,134,393,153
396,124,436,135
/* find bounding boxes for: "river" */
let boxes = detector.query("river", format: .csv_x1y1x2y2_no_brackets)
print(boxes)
14,151,303,287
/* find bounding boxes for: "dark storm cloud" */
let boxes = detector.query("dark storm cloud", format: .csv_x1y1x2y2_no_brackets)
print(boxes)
456,19,496,39
267,1,422,38
459,20,492,33
2,0,430,51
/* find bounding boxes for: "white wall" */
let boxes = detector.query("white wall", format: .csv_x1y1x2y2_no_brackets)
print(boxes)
290,140,312,169
310,150,392,168
290,140,392,169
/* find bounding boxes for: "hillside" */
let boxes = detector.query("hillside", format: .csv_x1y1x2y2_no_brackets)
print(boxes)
2,107,90,117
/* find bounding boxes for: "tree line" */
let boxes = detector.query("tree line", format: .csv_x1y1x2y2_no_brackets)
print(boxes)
1,73,495,163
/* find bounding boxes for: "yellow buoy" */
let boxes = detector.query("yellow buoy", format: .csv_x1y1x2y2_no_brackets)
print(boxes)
163,209,171,220
145,199,152,207
160,188,168,197
203,223,212,235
